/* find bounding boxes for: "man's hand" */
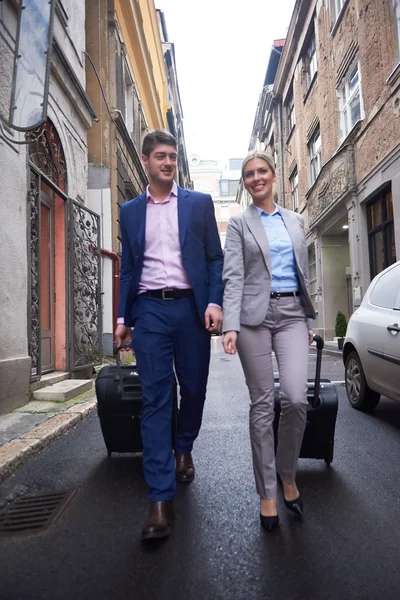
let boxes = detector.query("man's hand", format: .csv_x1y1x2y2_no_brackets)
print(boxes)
115,324,132,349
223,331,238,355
308,329,314,345
204,305,223,333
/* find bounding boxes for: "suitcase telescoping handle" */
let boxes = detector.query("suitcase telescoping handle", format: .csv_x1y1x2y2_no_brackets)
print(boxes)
312,334,324,408
113,342,136,401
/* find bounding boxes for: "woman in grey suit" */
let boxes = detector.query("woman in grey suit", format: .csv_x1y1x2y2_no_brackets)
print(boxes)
222,151,316,532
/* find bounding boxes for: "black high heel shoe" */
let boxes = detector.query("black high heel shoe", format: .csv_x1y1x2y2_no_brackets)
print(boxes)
277,475,304,517
284,496,303,517
260,513,279,531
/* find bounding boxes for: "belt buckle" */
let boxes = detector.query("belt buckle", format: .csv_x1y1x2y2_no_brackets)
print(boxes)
162,288,174,300
273,291,280,299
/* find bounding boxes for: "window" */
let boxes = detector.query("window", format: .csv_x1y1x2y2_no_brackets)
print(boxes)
390,0,400,65
229,158,242,170
124,67,134,137
290,169,299,210
332,0,346,23
220,206,230,219
338,63,363,141
369,263,400,309
220,179,229,196
392,0,400,48
116,42,143,149
308,128,322,186
267,134,276,167
229,180,239,196
305,33,318,90
367,188,397,278
286,87,295,135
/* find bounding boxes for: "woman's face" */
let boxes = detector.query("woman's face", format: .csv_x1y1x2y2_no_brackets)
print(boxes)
242,158,276,203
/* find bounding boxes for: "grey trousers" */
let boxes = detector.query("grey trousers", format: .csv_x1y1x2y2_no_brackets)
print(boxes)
237,295,309,499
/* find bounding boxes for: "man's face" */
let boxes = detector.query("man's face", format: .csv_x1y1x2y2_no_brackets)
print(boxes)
142,144,177,186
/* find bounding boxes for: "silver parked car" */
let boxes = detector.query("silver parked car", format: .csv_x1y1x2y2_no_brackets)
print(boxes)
343,260,400,411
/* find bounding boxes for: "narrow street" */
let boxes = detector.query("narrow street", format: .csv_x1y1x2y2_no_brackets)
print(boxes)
1,340,400,600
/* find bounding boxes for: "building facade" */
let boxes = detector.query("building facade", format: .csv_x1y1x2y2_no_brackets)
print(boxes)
85,0,167,355
0,0,191,413
0,0,97,413
189,156,242,249
242,0,400,339
157,9,192,190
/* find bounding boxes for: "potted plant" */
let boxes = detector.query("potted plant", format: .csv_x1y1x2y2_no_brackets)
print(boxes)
335,311,347,350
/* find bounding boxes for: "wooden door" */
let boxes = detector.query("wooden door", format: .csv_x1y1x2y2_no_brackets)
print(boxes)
40,192,54,372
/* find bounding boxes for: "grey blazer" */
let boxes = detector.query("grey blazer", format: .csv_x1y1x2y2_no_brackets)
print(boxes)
222,203,316,333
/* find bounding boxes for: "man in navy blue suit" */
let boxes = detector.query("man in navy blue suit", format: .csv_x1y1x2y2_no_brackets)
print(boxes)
115,129,224,540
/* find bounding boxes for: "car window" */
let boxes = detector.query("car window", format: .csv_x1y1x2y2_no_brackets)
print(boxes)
369,264,400,309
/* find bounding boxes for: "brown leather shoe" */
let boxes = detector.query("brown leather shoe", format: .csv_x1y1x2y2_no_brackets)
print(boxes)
175,453,195,483
141,501,175,541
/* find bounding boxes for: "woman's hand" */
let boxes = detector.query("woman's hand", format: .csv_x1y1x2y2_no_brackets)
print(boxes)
308,329,314,345
223,331,238,355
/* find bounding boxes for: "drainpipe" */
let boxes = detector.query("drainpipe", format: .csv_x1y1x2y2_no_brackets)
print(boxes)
277,98,285,205
100,248,120,336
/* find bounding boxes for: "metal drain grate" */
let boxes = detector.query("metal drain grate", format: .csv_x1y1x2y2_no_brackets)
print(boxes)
0,489,76,536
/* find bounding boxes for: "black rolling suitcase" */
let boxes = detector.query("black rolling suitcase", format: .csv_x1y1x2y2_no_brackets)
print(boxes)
95,343,178,456
273,335,338,465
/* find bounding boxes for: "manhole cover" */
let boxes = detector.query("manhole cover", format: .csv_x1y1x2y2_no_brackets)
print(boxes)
0,489,76,536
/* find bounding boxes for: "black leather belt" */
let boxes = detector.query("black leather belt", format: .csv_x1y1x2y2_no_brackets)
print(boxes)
141,288,193,300
270,291,300,298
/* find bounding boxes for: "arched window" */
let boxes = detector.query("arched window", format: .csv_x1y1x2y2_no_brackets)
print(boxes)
27,119,67,192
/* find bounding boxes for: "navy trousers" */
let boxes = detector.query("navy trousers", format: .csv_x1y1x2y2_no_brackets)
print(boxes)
131,295,211,502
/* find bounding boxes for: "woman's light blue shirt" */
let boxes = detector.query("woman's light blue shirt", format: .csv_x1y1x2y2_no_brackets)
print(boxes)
255,204,299,292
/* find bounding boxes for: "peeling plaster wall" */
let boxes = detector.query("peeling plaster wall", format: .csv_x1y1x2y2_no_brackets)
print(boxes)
0,2,31,412
0,141,31,412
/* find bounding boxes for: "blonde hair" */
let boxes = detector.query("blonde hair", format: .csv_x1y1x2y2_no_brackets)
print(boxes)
241,150,276,178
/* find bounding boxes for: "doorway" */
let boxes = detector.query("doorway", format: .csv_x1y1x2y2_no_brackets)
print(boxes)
40,189,54,372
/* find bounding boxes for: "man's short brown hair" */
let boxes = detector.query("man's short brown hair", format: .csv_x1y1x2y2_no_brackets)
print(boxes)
142,129,177,157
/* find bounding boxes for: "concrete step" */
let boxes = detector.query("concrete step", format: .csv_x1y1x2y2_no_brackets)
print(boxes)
32,379,93,403
30,372,71,393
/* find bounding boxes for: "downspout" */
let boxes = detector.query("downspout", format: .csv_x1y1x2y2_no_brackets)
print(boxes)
277,97,285,205
100,249,120,336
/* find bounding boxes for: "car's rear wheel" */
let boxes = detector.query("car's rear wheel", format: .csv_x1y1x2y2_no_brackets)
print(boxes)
345,351,380,411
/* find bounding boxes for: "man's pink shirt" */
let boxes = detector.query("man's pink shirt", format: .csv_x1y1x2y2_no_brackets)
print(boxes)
138,181,191,293
117,182,220,325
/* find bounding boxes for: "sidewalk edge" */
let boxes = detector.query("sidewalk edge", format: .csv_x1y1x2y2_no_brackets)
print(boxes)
0,399,96,484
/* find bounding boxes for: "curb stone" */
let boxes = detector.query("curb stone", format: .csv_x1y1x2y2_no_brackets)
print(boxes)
0,398,97,484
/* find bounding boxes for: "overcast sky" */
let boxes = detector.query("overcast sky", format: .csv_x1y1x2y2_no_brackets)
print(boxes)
155,0,296,168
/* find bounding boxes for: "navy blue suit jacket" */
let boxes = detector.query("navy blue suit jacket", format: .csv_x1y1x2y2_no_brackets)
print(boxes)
117,186,224,327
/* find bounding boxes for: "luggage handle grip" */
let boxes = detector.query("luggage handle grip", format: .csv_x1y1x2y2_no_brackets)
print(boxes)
113,342,136,400
113,342,133,354
312,334,324,408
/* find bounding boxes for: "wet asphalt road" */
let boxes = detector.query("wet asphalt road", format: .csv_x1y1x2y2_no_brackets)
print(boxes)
1,339,400,600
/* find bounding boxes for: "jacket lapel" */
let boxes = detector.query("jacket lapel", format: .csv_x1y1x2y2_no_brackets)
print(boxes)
177,186,190,249
135,193,147,253
244,204,272,276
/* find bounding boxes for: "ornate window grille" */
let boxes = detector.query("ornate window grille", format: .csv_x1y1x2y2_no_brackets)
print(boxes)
26,119,68,191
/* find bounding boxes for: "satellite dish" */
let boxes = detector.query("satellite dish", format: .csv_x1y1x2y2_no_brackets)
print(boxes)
0,0,55,132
